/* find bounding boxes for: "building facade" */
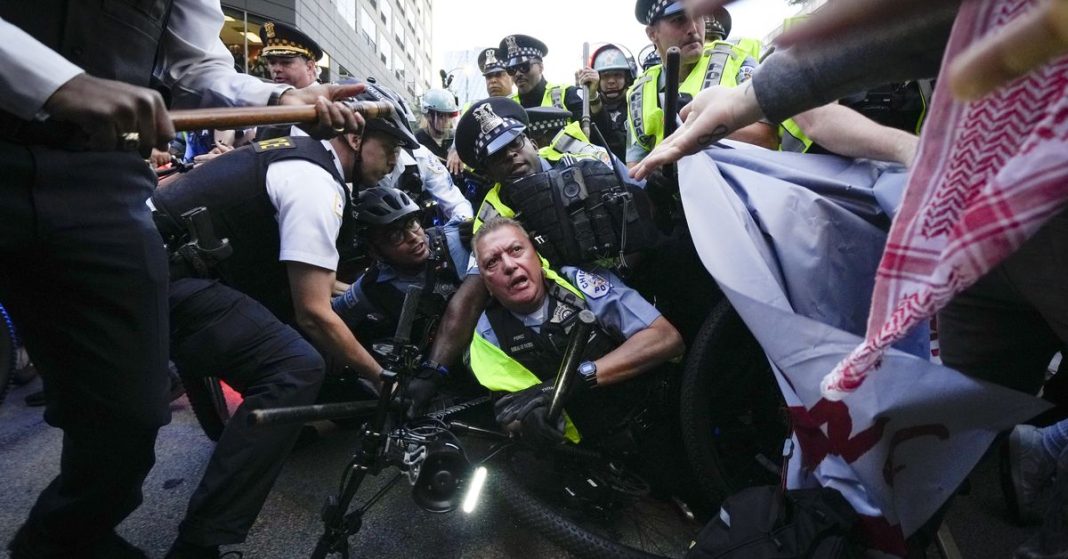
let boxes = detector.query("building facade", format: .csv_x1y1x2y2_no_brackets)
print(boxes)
219,0,434,106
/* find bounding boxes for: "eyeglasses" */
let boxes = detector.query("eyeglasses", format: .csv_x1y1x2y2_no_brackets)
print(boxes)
375,216,422,246
506,62,533,76
486,135,528,166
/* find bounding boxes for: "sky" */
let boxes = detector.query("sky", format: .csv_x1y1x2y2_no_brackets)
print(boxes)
431,0,800,93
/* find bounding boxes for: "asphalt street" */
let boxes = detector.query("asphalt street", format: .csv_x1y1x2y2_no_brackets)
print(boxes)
0,375,1047,559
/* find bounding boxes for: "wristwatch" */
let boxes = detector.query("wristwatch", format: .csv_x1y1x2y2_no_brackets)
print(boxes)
420,359,450,378
577,361,598,388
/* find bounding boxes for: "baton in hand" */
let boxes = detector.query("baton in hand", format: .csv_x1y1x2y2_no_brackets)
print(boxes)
662,47,682,178
168,99,395,132
581,42,591,138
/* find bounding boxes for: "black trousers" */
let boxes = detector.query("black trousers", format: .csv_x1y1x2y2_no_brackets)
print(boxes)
0,142,171,557
938,208,1068,395
169,278,324,546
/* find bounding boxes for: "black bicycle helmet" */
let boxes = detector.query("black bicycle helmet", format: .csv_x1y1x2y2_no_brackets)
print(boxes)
343,79,419,150
355,187,421,230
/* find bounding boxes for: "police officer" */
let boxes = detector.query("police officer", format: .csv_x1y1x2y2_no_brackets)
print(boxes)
590,44,639,160
254,21,324,141
333,187,471,414
0,4,362,558
470,217,684,443
479,46,515,98
627,1,777,166
150,82,412,558
499,34,608,131
381,88,473,224
445,47,515,179
416,88,460,162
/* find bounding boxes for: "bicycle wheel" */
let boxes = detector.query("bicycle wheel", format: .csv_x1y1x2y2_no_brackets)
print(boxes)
183,375,231,441
0,303,15,406
679,299,789,506
492,446,696,559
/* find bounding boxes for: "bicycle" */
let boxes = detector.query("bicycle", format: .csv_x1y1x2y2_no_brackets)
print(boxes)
249,290,699,559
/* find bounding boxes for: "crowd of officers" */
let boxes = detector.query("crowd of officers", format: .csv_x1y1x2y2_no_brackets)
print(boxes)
0,1,933,558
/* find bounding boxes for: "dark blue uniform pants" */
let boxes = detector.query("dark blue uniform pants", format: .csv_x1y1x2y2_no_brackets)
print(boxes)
0,142,172,557
169,278,324,546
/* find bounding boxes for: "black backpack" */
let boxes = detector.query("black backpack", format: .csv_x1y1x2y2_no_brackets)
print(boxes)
686,486,862,559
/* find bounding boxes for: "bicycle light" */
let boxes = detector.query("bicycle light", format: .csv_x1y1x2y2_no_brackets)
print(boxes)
412,440,469,513
462,466,488,514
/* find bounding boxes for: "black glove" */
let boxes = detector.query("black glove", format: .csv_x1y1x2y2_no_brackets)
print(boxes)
457,218,474,250
405,366,445,419
494,382,553,425
520,404,567,446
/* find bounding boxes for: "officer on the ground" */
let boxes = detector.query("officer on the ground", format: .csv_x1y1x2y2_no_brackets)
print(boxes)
628,1,778,166
0,5,363,558
333,186,471,415
149,82,413,559
470,217,684,443
590,44,638,161
255,21,323,141
416,97,636,384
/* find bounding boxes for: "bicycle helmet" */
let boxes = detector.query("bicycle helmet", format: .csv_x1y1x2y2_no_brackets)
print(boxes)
343,79,419,150
591,44,638,81
355,187,421,230
421,88,460,115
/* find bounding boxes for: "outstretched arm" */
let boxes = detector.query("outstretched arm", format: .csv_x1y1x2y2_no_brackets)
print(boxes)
426,275,490,368
791,104,919,166
593,317,684,387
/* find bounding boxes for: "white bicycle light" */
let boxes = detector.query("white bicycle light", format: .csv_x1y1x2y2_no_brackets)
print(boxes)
461,466,488,514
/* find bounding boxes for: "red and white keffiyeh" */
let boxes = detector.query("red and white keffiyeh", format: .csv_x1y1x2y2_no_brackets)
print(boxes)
822,0,1068,398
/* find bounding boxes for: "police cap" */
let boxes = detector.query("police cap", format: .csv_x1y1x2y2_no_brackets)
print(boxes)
635,0,685,25
454,97,529,170
525,107,571,141
259,21,323,61
477,47,507,76
499,34,549,68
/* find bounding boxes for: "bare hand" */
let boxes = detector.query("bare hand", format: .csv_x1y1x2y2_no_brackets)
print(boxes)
629,83,764,180
280,82,367,139
575,67,600,94
446,148,464,176
149,148,172,169
43,73,173,156
949,0,1068,100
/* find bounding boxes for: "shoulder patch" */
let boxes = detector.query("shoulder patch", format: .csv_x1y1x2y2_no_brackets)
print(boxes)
574,270,611,299
333,193,344,218
253,137,296,152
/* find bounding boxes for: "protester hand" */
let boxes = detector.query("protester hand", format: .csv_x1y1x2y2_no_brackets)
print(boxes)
575,67,600,96
446,148,464,176
948,0,1068,101
405,366,444,419
43,73,173,156
494,383,554,426
630,84,764,181
280,82,367,139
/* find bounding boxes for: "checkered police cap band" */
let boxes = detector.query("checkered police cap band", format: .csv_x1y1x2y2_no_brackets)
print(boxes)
646,0,681,24
475,118,525,161
527,118,568,135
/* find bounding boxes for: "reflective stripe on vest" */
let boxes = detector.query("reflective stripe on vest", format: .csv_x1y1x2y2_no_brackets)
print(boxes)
627,42,744,152
778,118,814,153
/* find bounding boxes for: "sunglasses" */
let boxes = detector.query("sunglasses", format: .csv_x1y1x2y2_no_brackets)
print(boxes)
506,62,535,76
374,216,422,246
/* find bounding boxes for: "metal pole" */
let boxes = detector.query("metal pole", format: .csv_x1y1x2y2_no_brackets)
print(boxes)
581,42,591,138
